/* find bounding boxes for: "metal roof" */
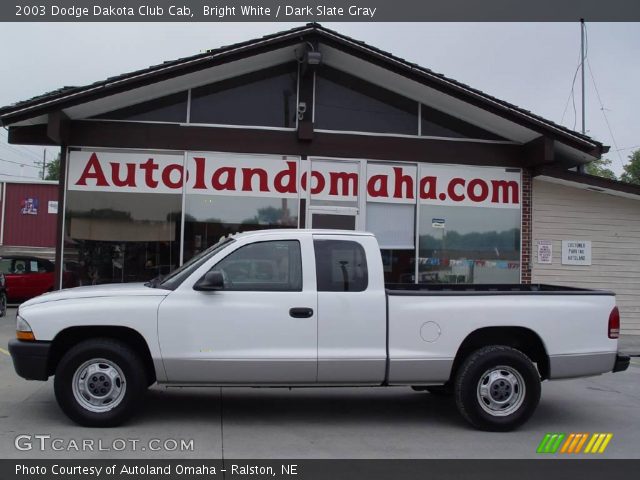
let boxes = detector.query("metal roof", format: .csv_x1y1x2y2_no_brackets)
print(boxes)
0,23,606,157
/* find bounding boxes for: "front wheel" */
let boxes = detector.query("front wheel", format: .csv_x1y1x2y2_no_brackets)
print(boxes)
454,345,541,431
54,338,147,427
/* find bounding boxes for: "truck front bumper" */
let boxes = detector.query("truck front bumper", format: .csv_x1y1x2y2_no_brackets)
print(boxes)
8,339,51,381
613,354,630,373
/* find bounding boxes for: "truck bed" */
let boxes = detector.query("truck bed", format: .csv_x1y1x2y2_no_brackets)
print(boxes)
385,283,615,296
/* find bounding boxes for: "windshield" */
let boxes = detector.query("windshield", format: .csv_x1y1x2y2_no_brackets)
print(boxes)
153,237,236,290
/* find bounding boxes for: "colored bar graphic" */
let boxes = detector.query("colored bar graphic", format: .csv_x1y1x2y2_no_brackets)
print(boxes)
536,433,565,453
538,433,613,454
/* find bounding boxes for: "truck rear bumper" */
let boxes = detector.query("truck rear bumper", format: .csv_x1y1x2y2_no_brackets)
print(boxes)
8,339,51,381
613,354,630,373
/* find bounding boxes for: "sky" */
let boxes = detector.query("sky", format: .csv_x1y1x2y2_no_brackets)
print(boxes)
1,22,639,180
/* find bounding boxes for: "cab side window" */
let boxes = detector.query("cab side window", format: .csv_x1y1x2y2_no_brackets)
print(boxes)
212,240,302,291
314,240,368,292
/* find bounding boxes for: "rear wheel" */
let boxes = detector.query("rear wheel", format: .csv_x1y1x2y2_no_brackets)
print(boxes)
454,345,540,431
54,338,147,427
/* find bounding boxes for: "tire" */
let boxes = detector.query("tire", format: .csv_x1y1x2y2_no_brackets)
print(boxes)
0,292,6,317
54,338,147,427
454,345,541,432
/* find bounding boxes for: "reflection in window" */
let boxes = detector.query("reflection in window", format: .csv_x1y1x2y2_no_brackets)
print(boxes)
212,240,302,291
94,92,188,123
190,63,298,128
418,206,520,284
64,191,182,284
315,66,418,135
183,195,298,262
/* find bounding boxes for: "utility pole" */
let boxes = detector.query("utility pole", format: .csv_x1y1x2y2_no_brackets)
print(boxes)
580,18,586,135
41,149,46,179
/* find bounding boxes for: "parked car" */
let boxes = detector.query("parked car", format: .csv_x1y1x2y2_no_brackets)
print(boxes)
0,272,6,317
0,256,55,302
8,230,629,430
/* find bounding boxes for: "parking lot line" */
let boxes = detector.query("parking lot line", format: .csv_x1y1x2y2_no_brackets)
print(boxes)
0,347,9,356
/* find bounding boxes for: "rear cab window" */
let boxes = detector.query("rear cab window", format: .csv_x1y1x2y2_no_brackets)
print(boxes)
313,240,368,292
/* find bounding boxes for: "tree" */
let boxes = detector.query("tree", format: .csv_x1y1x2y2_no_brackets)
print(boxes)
620,149,640,185
45,153,60,181
585,157,617,180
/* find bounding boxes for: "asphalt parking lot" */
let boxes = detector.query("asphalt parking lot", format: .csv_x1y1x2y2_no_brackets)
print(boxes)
1,307,639,459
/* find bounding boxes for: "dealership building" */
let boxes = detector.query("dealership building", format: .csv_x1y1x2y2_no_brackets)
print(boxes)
1,24,639,333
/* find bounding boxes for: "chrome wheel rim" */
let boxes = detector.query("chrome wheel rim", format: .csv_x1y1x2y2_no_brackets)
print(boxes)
476,365,525,417
72,358,126,413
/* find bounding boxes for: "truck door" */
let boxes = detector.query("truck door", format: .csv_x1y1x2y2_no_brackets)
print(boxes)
313,235,387,384
157,235,318,384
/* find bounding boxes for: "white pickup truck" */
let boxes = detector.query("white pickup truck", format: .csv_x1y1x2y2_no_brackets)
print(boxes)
9,230,629,431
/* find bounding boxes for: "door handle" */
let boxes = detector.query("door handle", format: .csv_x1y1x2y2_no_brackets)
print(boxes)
289,307,314,318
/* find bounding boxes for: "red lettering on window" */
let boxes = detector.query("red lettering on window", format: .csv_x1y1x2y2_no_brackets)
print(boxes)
75,153,109,186
274,161,297,194
162,164,184,189
109,162,137,187
310,171,325,195
192,157,207,190
139,159,159,188
467,178,489,202
491,180,519,204
393,167,414,199
241,167,269,192
212,167,236,191
447,178,465,201
329,172,358,196
367,175,388,198
419,176,437,200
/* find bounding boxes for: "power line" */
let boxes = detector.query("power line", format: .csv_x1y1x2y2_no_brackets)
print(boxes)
0,172,41,179
616,145,640,153
586,59,626,169
0,129,44,163
0,156,40,169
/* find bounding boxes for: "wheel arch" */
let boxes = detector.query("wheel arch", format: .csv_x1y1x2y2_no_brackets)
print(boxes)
48,326,156,384
450,326,550,381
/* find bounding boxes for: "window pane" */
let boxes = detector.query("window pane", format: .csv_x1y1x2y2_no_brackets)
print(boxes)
315,66,418,135
311,213,355,230
381,249,416,284
184,195,298,262
64,191,182,284
366,203,415,249
314,240,368,292
213,240,302,291
190,63,297,128
418,205,520,284
95,92,188,123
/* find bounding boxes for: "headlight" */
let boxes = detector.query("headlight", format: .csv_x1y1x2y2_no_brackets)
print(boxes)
16,315,35,341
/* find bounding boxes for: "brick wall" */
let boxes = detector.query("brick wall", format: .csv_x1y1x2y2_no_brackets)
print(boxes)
521,168,532,283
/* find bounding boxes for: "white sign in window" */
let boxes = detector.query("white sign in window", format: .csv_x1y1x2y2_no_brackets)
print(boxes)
561,240,592,266
48,201,58,214
537,240,553,264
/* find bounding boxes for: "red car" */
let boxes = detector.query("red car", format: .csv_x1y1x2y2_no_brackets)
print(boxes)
0,256,55,302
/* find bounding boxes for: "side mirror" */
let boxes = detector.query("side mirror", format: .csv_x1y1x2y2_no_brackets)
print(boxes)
193,271,225,291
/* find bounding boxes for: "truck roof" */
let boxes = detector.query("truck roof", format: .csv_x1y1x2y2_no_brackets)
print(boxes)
229,229,375,240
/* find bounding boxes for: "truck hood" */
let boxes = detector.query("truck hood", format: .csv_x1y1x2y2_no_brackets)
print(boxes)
20,283,170,307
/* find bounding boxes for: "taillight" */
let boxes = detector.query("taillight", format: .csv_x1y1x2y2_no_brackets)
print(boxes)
608,306,620,339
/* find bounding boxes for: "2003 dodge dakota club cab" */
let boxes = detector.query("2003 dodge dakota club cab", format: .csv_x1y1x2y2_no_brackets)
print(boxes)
9,230,630,430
